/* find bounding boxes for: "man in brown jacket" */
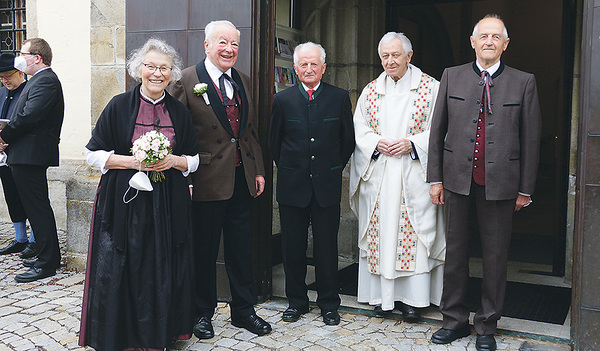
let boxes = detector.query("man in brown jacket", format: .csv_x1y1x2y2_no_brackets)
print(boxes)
171,20,270,339
427,14,542,351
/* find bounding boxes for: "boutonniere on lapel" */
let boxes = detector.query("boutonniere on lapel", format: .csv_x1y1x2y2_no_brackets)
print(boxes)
193,83,210,105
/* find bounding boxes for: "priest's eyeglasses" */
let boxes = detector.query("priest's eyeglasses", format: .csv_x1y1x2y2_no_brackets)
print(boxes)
0,70,18,81
142,63,172,75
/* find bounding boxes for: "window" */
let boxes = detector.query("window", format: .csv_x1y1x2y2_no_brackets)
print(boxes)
0,0,25,55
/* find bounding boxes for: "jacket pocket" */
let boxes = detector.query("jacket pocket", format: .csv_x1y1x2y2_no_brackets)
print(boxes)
199,152,212,165
449,96,465,101
503,103,521,107
323,117,340,122
331,165,344,171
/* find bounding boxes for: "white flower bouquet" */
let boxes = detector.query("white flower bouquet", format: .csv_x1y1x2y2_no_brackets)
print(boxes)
193,83,210,105
131,130,172,182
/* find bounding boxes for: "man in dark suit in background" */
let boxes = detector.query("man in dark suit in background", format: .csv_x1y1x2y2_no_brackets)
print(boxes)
427,14,542,351
0,38,64,283
172,20,271,338
269,42,355,326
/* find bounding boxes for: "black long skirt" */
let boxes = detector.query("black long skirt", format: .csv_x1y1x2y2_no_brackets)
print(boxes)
80,177,194,350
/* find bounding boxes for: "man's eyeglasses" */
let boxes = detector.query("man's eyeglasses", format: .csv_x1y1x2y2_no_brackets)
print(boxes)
0,70,18,81
142,63,172,75
19,52,37,56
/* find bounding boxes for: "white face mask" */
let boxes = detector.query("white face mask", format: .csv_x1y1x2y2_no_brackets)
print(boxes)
13,56,30,72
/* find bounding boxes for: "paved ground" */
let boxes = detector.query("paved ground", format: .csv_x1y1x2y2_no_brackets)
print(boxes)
0,223,570,350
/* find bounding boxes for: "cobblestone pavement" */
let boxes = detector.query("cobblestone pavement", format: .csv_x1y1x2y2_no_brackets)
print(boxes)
0,224,570,350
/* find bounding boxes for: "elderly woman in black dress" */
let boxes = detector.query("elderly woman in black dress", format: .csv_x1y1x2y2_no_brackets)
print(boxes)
79,38,199,351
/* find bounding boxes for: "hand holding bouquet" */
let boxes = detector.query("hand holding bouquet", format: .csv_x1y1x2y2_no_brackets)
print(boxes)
131,130,172,182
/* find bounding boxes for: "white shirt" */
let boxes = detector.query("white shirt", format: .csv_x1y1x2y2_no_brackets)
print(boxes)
205,58,234,100
301,81,321,93
476,60,501,77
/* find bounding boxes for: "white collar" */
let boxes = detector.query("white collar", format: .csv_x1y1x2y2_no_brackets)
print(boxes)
139,87,165,104
476,60,501,76
205,58,232,84
375,64,423,94
32,66,51,76
204,58,234,98
301,81,321,92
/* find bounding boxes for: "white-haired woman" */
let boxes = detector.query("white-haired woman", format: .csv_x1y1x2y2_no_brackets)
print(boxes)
79,38,199,351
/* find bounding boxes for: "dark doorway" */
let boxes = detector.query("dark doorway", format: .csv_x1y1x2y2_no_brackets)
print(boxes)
126,0,275,302
386,0,574,275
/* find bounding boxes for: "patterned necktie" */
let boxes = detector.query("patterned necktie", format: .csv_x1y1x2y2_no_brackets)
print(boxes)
307,89,315,101
481,70,493,114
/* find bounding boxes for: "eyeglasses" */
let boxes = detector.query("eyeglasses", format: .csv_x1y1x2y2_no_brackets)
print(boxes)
142,63,172,75
19,51,37,56
0,70,18,81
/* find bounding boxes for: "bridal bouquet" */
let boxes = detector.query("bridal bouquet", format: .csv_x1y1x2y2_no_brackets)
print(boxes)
131,130,172,182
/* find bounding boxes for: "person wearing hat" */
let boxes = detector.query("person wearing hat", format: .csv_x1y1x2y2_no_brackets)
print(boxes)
0,53,37,259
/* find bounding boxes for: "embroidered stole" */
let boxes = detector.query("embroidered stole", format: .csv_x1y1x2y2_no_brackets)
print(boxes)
364,73,436,274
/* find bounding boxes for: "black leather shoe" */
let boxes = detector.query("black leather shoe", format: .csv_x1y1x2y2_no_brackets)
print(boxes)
282,307,309,322
14,267,56,283
231,313,272,335
476,334,497,351
373,305,393,316
0,240,27,255
322,310,340,325
19,242,39,259
397,302,421,322
431,325,471,344
193,316,214,339
23,258,38,268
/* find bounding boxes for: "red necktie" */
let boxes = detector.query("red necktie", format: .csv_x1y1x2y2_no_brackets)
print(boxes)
307,89,315,101
481,70,493,114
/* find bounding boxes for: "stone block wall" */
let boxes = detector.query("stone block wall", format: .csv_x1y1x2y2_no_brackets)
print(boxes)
90,0,127,126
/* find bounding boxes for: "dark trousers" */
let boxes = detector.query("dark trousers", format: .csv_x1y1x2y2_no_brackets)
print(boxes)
279,193,341,312
10,165,60,269
440,181,516,335
0,165,27,223
192,166,256,318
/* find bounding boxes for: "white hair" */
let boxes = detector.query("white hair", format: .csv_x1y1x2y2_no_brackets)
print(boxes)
205,20,240,43
126,38,183,83
377,32,413,57
293,42,326,65
472,14,509,39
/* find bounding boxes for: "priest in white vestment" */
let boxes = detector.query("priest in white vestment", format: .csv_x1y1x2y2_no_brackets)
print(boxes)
349,32,446,320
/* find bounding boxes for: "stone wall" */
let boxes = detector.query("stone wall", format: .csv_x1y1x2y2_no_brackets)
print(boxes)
90,0,127,126
0,0,126,271
67,0,126,271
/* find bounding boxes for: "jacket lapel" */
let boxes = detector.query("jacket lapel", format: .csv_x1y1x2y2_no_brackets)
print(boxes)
195,60,234,136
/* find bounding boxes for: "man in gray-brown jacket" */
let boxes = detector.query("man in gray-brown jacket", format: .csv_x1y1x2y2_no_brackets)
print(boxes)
427,14,541,351
171,20,270,339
